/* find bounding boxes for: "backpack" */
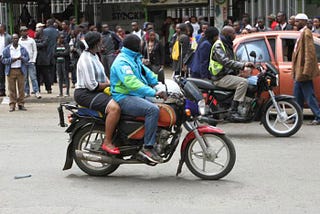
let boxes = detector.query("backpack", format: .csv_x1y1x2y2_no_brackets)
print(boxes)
171,39,180,61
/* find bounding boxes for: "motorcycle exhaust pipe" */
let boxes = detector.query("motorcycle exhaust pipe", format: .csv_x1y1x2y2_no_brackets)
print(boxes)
75,150,140,165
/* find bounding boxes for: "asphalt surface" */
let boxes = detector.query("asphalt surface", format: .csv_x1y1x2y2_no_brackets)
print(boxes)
0,101,320,213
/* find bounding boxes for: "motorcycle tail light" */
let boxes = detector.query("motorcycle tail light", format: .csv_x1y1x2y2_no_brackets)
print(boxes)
67,114,73,123
185,109,192,117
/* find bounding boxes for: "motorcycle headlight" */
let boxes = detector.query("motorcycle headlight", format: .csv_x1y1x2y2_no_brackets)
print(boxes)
276,74,279,86
198,99,206,115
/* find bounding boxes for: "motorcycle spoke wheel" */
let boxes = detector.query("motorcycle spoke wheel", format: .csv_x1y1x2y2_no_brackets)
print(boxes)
262,100,302,137
73,126,119,176
185,134,236,180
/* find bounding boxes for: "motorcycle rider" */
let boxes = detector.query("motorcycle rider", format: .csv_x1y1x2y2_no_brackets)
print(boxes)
110,34,166,164
209,26,254,121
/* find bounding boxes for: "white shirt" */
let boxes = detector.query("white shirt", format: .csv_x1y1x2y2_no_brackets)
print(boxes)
18,36,37,63
0,34,5,57
132,29,144,40
10,44,22,68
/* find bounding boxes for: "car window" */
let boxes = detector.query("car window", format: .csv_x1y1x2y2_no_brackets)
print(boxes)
268,38,276,60
236,39,270,62
281,38,295,62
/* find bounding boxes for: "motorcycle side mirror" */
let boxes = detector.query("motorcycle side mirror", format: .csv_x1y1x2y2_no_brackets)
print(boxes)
249,51,257,65
249,51,257,58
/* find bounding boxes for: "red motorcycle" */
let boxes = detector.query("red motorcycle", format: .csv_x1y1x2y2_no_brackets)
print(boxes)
58,78,236,180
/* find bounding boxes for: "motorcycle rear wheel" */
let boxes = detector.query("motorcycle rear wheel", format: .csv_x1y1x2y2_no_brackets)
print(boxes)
262,99,303,137
73,126,120,176
185,133,236,180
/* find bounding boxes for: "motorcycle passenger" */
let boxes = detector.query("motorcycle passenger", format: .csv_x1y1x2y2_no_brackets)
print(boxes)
110,34,166,164
209,26,254,121
74,31,121,155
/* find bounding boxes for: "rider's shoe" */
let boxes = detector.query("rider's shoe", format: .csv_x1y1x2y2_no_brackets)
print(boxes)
101,143,120,155
138,146,163,163
229,112,246,122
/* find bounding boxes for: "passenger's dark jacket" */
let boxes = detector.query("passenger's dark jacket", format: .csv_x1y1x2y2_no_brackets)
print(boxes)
190,39,212,79
211,36,245,81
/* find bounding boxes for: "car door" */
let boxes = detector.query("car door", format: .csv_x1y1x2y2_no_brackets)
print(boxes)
277,36,296,97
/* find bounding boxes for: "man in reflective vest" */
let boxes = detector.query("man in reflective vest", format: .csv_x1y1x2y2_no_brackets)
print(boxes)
209,26,254,121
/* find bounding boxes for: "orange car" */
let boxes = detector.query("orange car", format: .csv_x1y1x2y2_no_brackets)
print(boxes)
234,31,320,104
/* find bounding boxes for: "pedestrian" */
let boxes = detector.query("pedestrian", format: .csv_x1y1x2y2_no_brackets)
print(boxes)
0,23,12,97
141,29,165,82
54,33,70,97
19,26,41,99
100,23,121,78
275,11,293,31
131,21,144,40
1,33,29,112
43,18,59,87
34,27,51,94
312,17,320,35
292,13,320,125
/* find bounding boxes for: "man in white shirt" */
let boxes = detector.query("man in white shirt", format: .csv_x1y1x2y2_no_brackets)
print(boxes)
19,26,41,99
131,21,144,40
1,33,30,111
0,24,12,96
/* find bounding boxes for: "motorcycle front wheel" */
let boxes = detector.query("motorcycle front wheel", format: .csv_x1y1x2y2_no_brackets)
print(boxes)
73,125,120,176
185,133,236,180
262,99,303,137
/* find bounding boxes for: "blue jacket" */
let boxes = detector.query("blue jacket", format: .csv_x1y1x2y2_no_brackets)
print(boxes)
1,44,29,75
190,39,212,79
110,47,158,102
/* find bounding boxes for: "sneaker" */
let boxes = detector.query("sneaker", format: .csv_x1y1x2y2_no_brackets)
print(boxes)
57,94,63,97
138,147,163,163
308,120,320,125
24,93,30,98
35,92,42,99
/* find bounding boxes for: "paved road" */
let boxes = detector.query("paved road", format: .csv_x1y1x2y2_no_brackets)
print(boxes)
0,103,319,213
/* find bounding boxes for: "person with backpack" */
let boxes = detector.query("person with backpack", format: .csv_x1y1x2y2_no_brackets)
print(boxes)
171,23,190,77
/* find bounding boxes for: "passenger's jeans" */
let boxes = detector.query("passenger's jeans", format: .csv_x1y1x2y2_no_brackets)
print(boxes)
24,63,40,94
294,80,320,121
118,96,159,146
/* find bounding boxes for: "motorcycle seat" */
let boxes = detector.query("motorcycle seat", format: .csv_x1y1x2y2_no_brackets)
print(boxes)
187,77,234,91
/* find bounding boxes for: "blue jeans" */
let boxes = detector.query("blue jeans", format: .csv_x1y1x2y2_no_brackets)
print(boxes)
294,80,320,121
118,96,159,146
24,63,39,94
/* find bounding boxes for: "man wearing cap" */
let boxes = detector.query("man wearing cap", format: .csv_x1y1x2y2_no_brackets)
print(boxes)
19,26,41,99
0,24,12,96
292,13,320,125
36,23,45,31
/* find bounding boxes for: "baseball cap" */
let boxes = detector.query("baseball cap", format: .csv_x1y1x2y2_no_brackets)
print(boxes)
36,23,45,28
295,13,308,20
267,14,276,20
20,26,28,31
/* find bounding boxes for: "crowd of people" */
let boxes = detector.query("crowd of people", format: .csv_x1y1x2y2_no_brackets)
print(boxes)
0,12,319,114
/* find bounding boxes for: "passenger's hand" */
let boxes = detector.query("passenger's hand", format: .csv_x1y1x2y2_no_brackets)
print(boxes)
245,62,255,68
156,91,167,101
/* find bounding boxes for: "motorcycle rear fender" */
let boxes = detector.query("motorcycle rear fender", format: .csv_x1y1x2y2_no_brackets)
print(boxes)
63,119,101,170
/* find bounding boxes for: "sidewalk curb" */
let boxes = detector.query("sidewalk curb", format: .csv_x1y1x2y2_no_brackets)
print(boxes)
0,96,74,104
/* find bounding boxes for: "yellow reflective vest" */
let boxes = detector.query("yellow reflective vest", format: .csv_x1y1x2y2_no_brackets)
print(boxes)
208,40,226,76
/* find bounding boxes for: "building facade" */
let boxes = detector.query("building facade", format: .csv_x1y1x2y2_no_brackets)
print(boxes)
0,0,319,33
